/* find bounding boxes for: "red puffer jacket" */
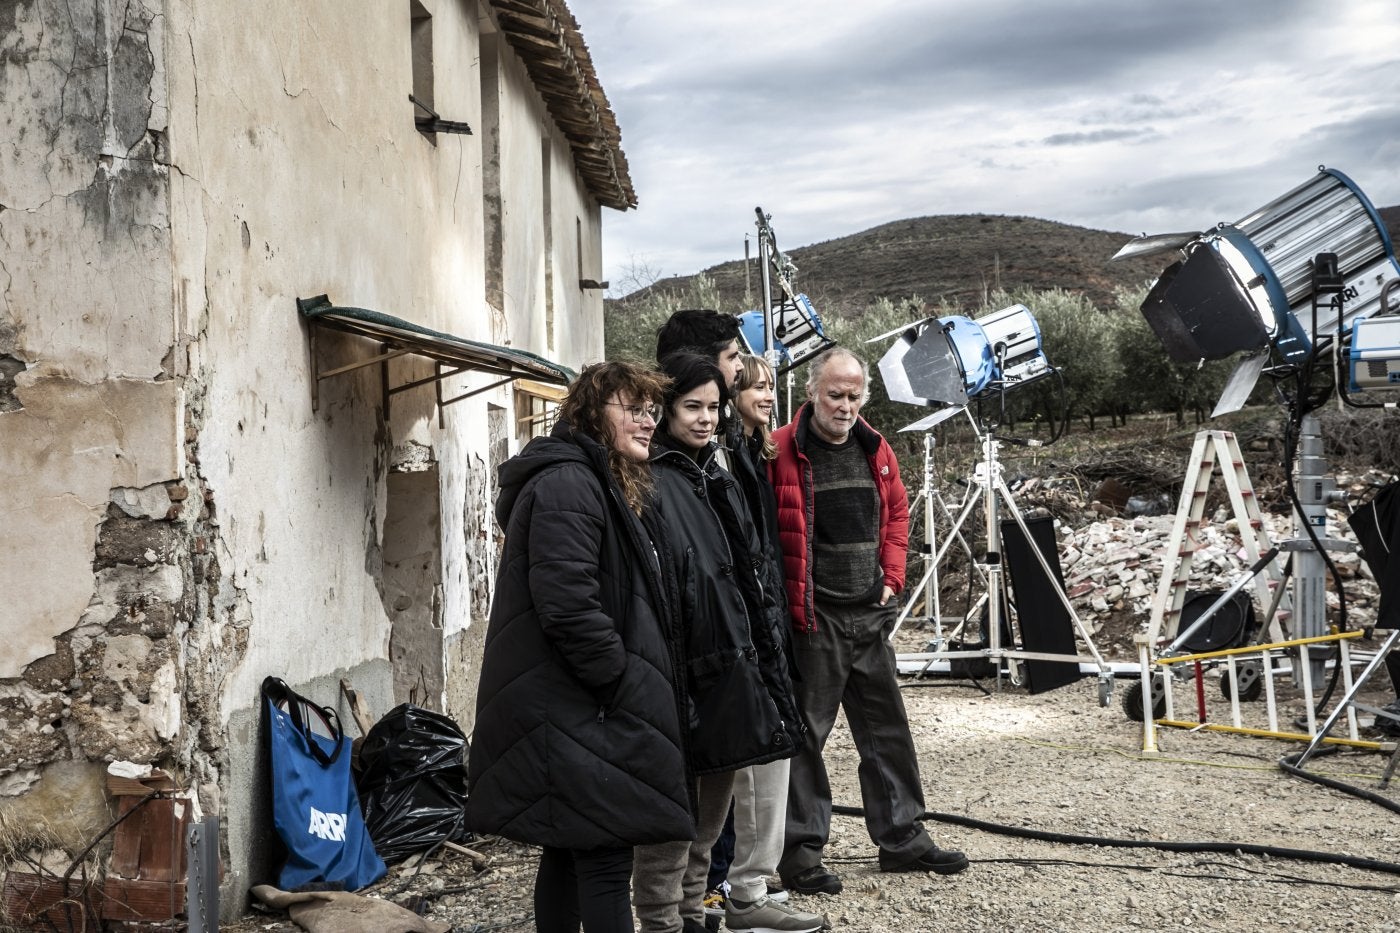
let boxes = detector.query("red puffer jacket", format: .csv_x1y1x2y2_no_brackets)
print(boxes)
768,404,909,633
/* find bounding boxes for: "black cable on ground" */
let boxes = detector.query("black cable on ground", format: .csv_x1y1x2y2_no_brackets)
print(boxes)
1278,749,1400,816
888,854,1400,894
829,803,1400,876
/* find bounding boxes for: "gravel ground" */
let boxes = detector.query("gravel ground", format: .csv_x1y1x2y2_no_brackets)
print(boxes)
229,637,1400,933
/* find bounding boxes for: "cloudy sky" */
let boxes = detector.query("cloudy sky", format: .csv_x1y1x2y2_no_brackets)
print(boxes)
566,0,1400,294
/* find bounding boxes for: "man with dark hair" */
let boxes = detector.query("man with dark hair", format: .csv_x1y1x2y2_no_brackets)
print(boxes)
770,347,968,896
656,309,745,389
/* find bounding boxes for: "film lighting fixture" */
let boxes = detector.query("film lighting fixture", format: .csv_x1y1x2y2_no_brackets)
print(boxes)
1111,167,1400,684
1348,311,1400,393
879,302,1114,701
737,293,832,370
1112,167,1400,413
877,303,1054,431
739,208,836,373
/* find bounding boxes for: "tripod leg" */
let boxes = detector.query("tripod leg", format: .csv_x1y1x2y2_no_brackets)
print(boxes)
1381,742,1399,789
1295,628,1400,768
891,488,981,643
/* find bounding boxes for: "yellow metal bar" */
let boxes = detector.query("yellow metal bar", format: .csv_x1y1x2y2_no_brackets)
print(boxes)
1157,630,1363,667
1155,719,1383,750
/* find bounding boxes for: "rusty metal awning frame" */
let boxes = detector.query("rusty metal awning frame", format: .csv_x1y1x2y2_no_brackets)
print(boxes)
297,295,574,426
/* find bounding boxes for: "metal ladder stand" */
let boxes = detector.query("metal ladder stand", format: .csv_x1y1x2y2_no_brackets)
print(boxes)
1136,430,1290,751
1145,430,1288,647
1135,426,1388,754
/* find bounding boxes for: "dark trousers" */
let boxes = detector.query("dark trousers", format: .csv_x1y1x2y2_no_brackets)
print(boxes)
535,845,635,933
780,599,933,876
707,805,735,890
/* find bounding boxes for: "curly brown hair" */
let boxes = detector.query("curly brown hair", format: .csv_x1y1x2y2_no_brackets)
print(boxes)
559,361,671,514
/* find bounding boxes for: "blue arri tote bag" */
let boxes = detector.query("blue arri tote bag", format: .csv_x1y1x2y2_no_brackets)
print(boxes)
262,676,386,891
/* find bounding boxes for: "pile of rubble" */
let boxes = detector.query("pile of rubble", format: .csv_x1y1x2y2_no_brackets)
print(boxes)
1041,473,1390,658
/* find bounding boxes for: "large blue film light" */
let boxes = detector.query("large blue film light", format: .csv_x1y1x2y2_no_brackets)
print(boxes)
736,293,834,369
1123,168,1399,365
878,303,1051,410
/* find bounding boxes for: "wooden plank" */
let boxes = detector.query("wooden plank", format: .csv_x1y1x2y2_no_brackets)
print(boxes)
100,877,185,922
109,794,190,882
340,678,376,736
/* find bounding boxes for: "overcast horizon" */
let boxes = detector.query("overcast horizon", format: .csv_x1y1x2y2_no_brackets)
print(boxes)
566,0,1400,297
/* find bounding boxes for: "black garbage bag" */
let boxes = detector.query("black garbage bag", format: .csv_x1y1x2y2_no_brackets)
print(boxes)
355,704,471,863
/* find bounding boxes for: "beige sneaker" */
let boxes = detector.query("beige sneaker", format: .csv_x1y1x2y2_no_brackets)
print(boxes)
724,895,824,933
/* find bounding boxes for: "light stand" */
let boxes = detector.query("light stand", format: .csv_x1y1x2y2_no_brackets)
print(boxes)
756,208,779,379
894,414,1115,705
890,429,987,647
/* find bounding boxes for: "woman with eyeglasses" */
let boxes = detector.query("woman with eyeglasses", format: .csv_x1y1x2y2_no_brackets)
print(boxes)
632,352,807,933
467,361,693,933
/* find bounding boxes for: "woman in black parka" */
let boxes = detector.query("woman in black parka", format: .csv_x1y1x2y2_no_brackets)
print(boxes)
466,361,692,933
632,353,799,933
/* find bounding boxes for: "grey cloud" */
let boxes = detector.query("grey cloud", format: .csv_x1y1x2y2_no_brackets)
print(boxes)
1042,127,1156,146
1283,107,1400,167
1080,99,1199,125
572,0,1400,285
633,1,1318,114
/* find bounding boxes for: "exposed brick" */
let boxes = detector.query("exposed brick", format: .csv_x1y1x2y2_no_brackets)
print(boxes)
94,507,176,569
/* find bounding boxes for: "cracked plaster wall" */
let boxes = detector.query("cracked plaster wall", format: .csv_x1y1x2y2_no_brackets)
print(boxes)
2,0,613,916
159,0,583,913
488,33,606,366
0,0,206,862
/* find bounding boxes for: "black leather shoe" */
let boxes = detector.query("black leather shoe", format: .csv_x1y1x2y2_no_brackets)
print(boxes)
879,845,969,875
782,864,844,895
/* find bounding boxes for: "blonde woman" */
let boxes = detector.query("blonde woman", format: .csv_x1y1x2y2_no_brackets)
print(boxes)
721,354,815,930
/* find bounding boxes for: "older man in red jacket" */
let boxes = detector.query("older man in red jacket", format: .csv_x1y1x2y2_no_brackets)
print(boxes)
770,347,968,897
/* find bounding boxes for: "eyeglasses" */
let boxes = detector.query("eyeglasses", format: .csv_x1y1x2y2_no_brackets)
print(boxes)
607,402,662,424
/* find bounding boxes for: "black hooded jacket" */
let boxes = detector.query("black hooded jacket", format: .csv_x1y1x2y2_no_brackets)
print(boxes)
465,420,694,848
729,431,805,746
649,433,800,774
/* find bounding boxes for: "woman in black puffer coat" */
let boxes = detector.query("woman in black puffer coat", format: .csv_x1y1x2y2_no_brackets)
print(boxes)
466,361,691,933
632,353,799,933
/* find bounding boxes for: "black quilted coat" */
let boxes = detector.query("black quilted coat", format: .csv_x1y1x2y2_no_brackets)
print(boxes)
465,421,694,848
729,433,805,750
649,434,799,775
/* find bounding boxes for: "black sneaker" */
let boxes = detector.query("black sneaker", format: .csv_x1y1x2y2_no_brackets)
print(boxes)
1376,700,1400,737
781,864,843,895
878,845,969,875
